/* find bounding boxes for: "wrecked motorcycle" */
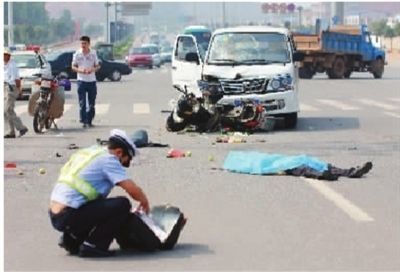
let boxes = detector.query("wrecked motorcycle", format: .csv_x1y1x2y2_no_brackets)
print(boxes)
166,83,275,132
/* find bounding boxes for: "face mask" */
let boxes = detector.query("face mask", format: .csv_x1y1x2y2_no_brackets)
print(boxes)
120,155,132,168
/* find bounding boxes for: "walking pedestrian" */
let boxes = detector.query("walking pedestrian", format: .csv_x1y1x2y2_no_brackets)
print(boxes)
4,49,28,138
71,36,101,128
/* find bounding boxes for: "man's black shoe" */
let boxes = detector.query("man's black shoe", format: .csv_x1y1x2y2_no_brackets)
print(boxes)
82,124,88,128
79,243,115,258
4,134,16,139
88,123,95,128
349,162,373,178
19,128,28,137
58,233,81,255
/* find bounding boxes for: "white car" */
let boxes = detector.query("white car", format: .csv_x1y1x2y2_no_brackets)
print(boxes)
141,44,162,68
12,50,52,98
172,26,304,128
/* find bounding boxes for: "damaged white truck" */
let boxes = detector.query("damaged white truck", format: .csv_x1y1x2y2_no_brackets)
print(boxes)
167,26,304,132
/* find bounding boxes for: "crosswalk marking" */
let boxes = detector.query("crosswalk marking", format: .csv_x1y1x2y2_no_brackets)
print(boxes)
357,98,397,111
15,105,27,115
63,104,73,113
133,103,150,114
383,111,400,119
300,103,319,112
388,98,400,103
96,104,110,115
317,99,360,110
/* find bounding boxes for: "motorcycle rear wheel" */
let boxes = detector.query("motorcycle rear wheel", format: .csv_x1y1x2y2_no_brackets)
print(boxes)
33,104,47,133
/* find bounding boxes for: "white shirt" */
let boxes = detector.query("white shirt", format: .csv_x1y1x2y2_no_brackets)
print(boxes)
72,48,99,82
4,59,19,86
51,151,129,208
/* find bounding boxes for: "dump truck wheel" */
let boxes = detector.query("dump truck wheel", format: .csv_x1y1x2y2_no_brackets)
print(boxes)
331,57,345,79
299,67,313,79
372,58,384,79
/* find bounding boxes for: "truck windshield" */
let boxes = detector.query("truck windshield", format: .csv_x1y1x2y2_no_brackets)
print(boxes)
207,32,290,65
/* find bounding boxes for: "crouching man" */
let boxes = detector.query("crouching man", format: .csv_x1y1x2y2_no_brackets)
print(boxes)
49,129,150,257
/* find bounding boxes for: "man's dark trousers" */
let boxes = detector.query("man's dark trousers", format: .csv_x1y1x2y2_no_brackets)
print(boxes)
49,197,131,250
77,81,97,125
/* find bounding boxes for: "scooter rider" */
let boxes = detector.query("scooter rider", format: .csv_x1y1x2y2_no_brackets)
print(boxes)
49,129,150,257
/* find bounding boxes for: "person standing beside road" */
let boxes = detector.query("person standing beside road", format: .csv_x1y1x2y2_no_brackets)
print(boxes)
49,129,150,257
4,49,28,138
72,36,101,128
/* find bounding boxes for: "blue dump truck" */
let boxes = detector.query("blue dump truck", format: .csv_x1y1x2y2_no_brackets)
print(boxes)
293,24,386,79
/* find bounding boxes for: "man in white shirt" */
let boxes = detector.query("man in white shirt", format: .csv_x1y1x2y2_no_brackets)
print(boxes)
4,49,28,138
72,36,101,128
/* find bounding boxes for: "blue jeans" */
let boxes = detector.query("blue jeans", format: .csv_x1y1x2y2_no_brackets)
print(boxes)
77,81,97,125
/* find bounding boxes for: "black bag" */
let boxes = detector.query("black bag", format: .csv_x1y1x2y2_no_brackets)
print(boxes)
131,130,149,148
116,205,186,251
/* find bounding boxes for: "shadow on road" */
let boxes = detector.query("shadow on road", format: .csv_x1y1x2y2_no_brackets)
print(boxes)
294,117,360,132
108,243,214,261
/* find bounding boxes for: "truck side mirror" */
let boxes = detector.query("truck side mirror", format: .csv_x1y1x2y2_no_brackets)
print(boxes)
185,52,200,65
293,52,305,62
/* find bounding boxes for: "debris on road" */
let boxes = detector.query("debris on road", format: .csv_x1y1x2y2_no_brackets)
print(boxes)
208,155,215,162
67,143,79,150
56,153,62,158
167,149,186,158
39,168,46,175
5,162,17,169
17,170,24,176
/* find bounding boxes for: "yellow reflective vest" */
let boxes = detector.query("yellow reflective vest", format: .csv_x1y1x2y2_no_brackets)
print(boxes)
57,146,106,201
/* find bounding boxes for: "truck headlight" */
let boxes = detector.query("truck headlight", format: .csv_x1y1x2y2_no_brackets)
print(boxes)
197,80,222,94
267,73,294,91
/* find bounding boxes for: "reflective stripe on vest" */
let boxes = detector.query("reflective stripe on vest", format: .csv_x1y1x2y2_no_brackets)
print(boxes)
57,146,106,201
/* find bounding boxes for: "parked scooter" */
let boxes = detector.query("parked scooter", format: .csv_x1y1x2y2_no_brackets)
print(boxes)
28,72,69,133
166,83,275,132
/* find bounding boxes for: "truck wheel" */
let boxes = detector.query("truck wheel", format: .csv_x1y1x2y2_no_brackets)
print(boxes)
344,71,352,78
299,67,314,79
372,58,384,79
331,57,345,79
284,113,298,129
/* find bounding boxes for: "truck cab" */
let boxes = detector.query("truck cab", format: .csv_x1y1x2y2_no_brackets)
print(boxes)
172,26,304,128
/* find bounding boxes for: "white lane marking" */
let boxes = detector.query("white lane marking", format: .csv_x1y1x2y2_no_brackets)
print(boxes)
133,103,150,114
357,98,397,111
303,178,374,222
96,103,110,115
383,111,400,118
300,103,319,112
317,99,360,110
160,68,169,73
15,105,27,115
388,98,400,103
63,104,73,113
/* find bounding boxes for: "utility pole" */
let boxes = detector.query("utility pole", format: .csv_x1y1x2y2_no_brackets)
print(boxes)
105,2,111,43
114,3,118,43
297,6,303,28
8,2,14,46
222,2,226,27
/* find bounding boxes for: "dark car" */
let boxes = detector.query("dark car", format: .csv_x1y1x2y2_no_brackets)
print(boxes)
45,51,132,82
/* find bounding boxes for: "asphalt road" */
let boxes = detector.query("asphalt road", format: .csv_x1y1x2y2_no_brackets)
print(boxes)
4,62,400,271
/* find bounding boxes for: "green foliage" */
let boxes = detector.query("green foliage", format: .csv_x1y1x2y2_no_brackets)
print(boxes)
6,2,75,45
383,26,395,38
113,38,134,59
369,19,387,36
393,23,400,36
84,24,104,37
